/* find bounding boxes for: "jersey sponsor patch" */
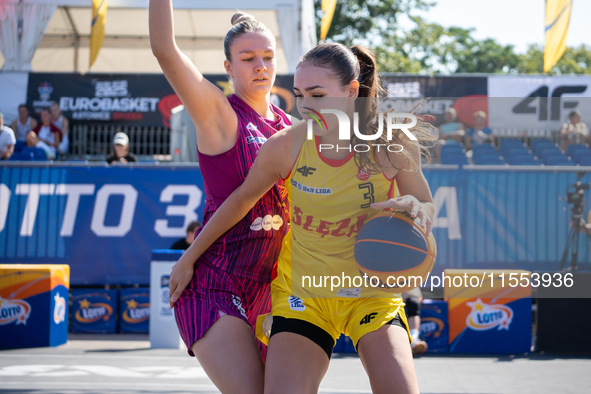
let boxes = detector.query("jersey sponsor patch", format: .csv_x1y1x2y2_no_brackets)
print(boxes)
357,168,371,181
246,122,259,133
262,215,273,231
231,295,247,318
336,288,362,298
290,179,332,195
296,166,316,177
246,135,267,144
288,296,305,311
251,215,284,231
272,215,284,230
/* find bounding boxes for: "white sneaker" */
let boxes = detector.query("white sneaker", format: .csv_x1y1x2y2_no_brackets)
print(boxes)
411,340,428,355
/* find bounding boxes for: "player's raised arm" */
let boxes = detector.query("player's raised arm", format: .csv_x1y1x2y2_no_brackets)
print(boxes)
149,0,237,154
168,130,292,307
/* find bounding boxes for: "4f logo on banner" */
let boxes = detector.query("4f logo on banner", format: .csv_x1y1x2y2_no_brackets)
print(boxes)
513,85,587,121
296,166,316,177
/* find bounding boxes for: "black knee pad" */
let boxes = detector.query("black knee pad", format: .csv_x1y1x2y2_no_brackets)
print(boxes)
405,296,421,318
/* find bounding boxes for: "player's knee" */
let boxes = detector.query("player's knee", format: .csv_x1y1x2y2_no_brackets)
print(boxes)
404,296,421,318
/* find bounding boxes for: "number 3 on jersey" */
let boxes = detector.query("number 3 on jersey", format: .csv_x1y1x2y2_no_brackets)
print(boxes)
359,182,375,209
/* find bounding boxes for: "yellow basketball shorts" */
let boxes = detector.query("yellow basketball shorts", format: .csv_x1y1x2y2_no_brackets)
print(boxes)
256,276,412,355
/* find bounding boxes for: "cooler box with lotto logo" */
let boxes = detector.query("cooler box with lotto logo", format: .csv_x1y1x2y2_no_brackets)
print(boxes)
0,264,69,348
444,269,531,354
71,289,118,333
119,287,150,333
420,299,449,353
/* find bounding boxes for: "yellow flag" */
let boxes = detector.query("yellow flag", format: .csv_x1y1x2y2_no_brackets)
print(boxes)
90,0,108,68
544,0,572,73
320,0,337,43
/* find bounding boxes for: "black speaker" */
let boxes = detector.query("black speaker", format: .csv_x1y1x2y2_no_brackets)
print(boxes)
536,272,591,353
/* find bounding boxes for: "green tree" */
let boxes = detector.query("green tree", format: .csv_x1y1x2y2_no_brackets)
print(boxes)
313,0,436,73
316,1,520,74
315,0,591,75
435,26,521,74
518,44,591,75
314,0,433,46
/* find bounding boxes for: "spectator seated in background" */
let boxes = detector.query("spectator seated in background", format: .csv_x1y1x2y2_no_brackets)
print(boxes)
439,108,464,143
465,110,494,151
106,132,138,164
51,102,70,154
435,107,465,162
560,110,589,151
11,104,37,142
0,112,16,160
27,108,61,160
170,221,202,250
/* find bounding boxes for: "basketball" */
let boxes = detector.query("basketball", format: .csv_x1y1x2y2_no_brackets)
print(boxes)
354,211,437,293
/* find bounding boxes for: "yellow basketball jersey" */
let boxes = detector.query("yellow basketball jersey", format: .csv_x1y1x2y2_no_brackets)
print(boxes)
276,136,398,298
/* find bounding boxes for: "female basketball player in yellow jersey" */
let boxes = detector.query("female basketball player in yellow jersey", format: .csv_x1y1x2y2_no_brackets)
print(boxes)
172,43,437,393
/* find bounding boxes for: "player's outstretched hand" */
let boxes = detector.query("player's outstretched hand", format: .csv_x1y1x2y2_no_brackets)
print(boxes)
371,195,433,236
168,257,194,308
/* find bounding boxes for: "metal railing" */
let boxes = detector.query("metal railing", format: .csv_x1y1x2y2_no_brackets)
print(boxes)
492,128,559,143
69,124,170,160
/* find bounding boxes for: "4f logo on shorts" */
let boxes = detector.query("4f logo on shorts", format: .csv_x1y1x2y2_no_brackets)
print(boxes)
360,312,377,325
231,295,247,318
296,166,316,177
288,296,305,311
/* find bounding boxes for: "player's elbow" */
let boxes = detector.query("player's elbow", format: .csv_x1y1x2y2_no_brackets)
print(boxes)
151,44,172,59
150,35,178,59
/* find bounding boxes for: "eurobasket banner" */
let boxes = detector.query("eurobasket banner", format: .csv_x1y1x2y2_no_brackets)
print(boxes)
25,73,296,127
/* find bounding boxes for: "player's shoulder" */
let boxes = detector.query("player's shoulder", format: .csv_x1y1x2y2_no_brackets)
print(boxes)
262,127,291,153
256,126,293,172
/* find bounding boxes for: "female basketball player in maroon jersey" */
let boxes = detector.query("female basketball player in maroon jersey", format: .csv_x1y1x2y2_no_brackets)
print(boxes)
176,43,437,393
150,2,290,392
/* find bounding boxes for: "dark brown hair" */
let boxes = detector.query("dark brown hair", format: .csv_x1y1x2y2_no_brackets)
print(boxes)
187,221,201,233
224,12,275,62
297,43,437,172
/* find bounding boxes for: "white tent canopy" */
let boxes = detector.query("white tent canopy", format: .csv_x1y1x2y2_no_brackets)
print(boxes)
0,0,316,74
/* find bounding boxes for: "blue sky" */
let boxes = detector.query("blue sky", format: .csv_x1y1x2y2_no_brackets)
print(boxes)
403,0,590,53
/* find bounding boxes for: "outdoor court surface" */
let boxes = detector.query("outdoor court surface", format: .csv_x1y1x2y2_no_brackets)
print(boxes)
0,334,589,394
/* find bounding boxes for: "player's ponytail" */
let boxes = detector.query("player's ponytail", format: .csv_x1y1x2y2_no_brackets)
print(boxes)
298,43,438,172
350,45,381,99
